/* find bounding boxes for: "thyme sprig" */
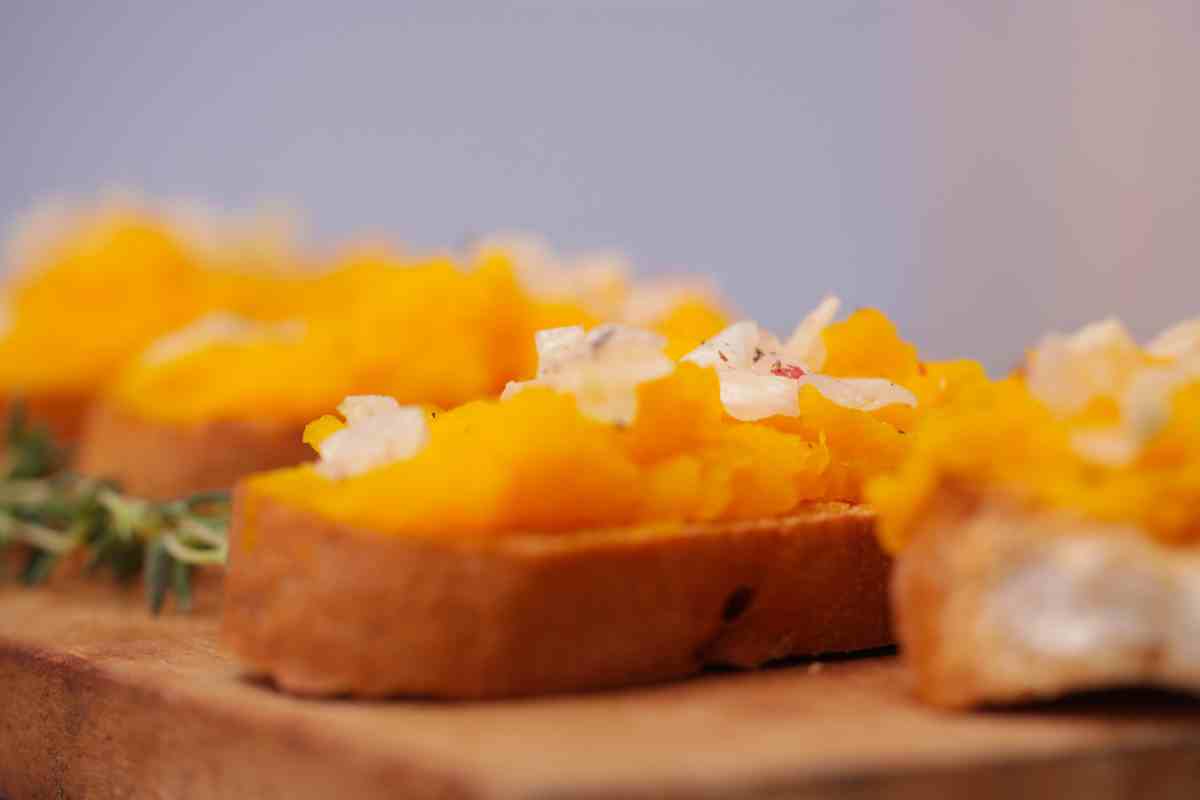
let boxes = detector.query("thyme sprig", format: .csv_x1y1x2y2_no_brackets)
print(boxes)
0,402,229,613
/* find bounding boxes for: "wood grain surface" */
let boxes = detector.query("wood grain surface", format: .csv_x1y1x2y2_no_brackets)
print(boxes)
3,579,1200,799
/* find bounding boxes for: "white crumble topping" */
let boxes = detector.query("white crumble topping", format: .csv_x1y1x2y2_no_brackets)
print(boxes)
1069,428,1143,468
474,233,630,318
1027,318,1143,415
1027,317,1200,466
140,312,306,366
1147,318,1200,360
3,196,75,276
782,294,840,372
502,324,674,425
620,276,722,325
1075,355,1200,467
316,395,429,479
682,298,916,421
798,374,918,413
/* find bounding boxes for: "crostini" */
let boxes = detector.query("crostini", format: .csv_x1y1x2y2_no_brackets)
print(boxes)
78,243,729,498
0,196,311,444
869,317,1200,708
223,300,985,698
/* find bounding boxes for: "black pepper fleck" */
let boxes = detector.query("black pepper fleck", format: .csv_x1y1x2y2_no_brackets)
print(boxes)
590,327,615,351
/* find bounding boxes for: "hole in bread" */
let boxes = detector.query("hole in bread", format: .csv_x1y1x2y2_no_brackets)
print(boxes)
722,586,755,622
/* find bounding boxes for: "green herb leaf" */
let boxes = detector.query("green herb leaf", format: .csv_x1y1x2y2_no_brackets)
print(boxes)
180,489,233,510
20,548,57,586
172,560,193,613
3,399,67,480
0,406,230,612
144,538,171,615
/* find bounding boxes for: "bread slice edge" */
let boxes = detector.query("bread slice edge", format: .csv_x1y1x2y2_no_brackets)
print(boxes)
893,496,1200,708
76,400,312,499
222,488,893,699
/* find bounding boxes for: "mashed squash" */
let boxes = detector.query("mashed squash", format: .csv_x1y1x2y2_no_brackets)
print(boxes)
247,309,984,538
1,200,729,433
106,251,728,426
0,201,311,400
869,318,1200,552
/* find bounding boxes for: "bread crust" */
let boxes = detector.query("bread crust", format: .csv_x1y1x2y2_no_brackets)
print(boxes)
76,401,312,500
894,493,1200,708
222,490,893,699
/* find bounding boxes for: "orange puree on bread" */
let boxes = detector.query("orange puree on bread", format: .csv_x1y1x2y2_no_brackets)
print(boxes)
0,199,726,427
104,251,729,426
0,200,310,400
245,304,985,538
869,317,1200,552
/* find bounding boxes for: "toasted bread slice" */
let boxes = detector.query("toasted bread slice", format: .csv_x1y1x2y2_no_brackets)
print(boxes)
222,491,891,699
76,401,312,499
893,494,1200,708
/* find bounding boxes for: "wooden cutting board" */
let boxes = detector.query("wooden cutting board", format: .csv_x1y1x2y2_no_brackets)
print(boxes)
3,579,1200,800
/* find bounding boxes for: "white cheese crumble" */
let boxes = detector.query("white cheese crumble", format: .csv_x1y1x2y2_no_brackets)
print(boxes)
140,312,306,366
1068,429,1143,468
316,395,429,479
1147,318,1200,360
799,374,918,412
782,294,840,372
166,200,302,273
501,324,674,425
1072,355,1200,467
476,233,729,325
682,321,795,420
1027,318,1143,416
1028,317,1200,466
474,233,630,319
681,298,916,421
3,196,75,276
620,276,722,325
4,192,308,280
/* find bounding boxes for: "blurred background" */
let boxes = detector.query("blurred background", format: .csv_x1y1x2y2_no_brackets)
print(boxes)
2,1,1196,371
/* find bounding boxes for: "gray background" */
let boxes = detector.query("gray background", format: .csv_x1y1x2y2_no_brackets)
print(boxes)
2,1,1197,371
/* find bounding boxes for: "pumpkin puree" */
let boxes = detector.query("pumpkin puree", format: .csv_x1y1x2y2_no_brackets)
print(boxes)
0,205,310,400
868,373,1200,552
2,201,727,427
105,249,727,425
247,311,986,537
